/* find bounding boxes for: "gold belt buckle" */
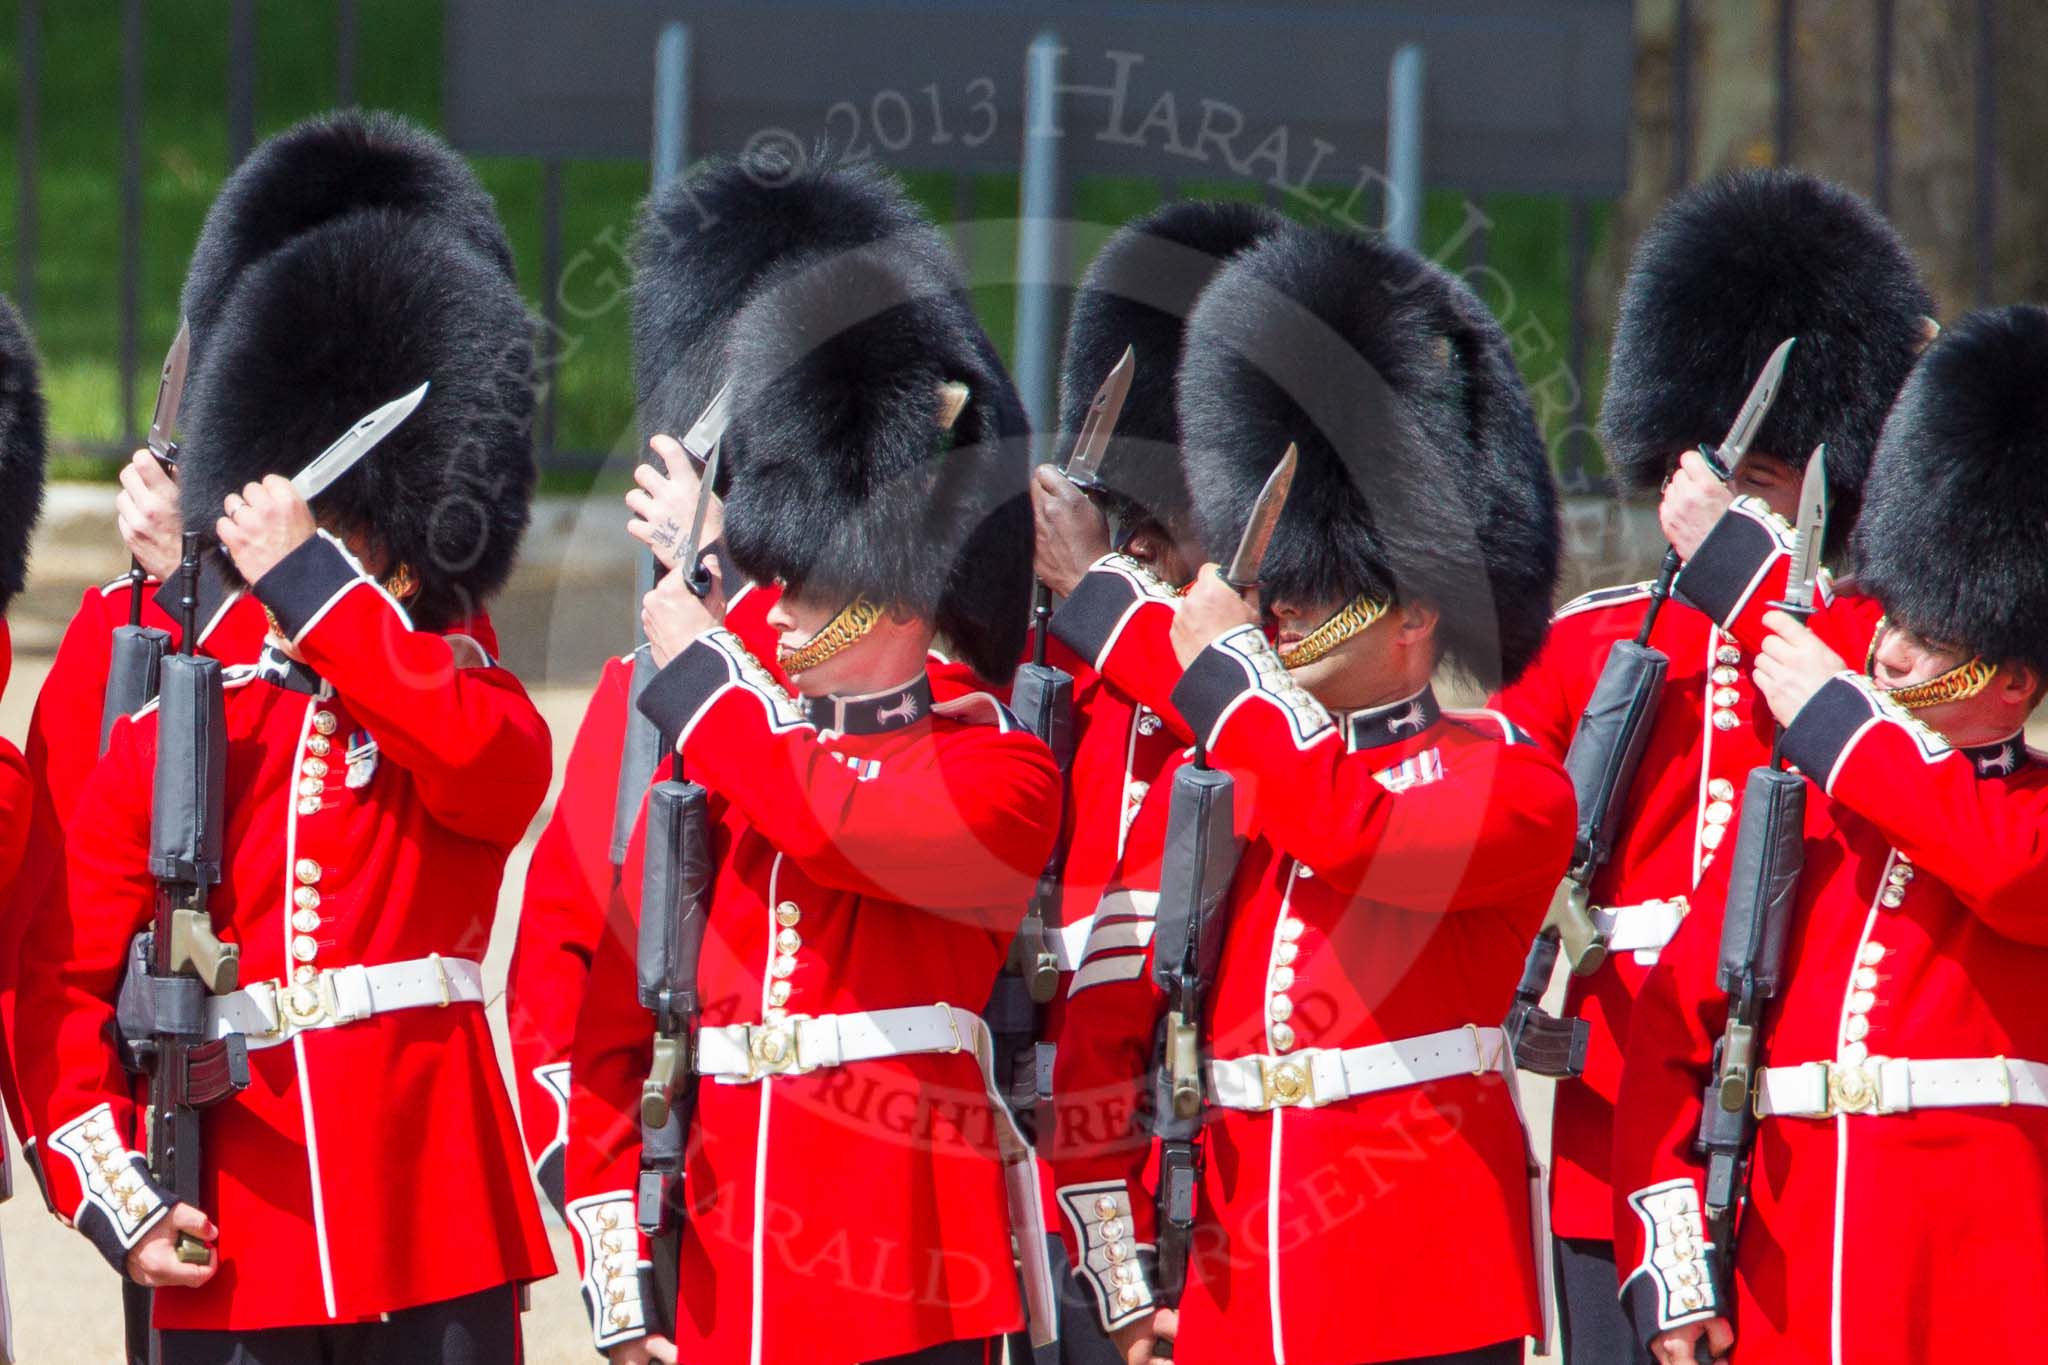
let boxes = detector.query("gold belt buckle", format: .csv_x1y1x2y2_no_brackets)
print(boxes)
748,1017,805,1078
1260,1056,1314,1109
271,974,331,1032
1824,1060,1878,1116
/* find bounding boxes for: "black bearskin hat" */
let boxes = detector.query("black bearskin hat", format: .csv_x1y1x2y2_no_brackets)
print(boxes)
630,146,950,454
719,240,1033,684
1600,169,1932,553
181,110,513,359
1854,305,2048,678
1057,199,1285,535
0,294,46,616
1178,222,1561,687
178,211,537,632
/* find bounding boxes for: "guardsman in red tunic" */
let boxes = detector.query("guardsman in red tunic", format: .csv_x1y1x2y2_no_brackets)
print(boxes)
16,112,512,1217
1489,170,1933,1365
1025,199,1283,1363
17,111,553,1362
1049,223,1572,1365
0,291,46,1354
507,151,928,1220
1614,305,2048,1364
567,150,1061,1365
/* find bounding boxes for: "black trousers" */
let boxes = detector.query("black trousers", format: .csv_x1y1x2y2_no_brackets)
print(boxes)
1381,1341,1523,1365
870,1339,1001,1364
1556,1236,1654,1365
154,1284,521,1365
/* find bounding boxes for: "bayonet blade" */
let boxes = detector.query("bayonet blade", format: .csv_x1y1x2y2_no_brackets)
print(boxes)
1705,336,1796,480
680,379,733,468
681,436,723,598
1061,345,1134,489
1222,444,1297,592
290,383,429,503
147,320,193,465
1782,446,1830,612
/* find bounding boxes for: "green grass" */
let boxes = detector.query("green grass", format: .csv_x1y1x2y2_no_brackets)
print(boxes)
0,1,1610,482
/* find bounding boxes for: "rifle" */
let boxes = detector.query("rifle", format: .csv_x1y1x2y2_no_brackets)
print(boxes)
635,776,709,1243
1507,339,1795,1078
628,414,729,1336
989,349,1132,1132
1147,759,1242,1361
1147,446,1288,1360
135,534,250,1263
995,660,1072,1136
1693,448,1828,1337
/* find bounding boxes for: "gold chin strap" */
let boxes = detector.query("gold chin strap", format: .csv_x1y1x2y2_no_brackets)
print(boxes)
779,597,884,674
1278,594,1389,670
1865,615,1997,710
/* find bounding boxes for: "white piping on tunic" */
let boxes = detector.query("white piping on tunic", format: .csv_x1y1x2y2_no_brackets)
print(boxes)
1265,863,1304,1365
1831,873,1887,1365
1691,629,1720,888
284,693,340,1318
750,852,786,1365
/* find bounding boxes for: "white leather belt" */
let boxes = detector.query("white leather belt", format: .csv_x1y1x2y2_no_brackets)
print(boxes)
1592,897,1688,954
1205,1025,1507,1112
1757,1056,2048,1118
207,955,485,1051
696,1004,975,1082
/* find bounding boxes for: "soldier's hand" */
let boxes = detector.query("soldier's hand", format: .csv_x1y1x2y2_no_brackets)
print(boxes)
1659,448,1736,561
1169,565,1258,669
1031,463,1112,595
627,434,723,570
1109,1306,1176,1364
606,1333,678,1364
217,475,316,585
1755,609,1846,729
642,558,726,669
116,449,183,579
125,1202,219,1288
1651,1316,1733,1364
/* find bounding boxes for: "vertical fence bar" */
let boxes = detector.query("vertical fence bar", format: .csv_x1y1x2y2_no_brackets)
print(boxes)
1974,0,1996,305
1873,0,1893,212
1775,0,1795,164
120,0,144,448
1565,195,1591,487
639,23,691,616
952,173,977,279
651,21,689,189
1014,31,1063,453
337,0,360,107
1385,42,1425,250
1671,0,1693,189
228,0,256,168
539,160,564,462
16,0,40,321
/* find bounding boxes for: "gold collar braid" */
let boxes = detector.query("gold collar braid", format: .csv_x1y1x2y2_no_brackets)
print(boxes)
779,596,884,674
1864,615,1998,710
1278,594,1389,670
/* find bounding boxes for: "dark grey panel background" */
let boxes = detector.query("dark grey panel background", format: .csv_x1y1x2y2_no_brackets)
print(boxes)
444,0,1631,194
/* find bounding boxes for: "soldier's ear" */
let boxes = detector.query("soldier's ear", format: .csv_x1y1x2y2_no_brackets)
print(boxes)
1916,315,1942,354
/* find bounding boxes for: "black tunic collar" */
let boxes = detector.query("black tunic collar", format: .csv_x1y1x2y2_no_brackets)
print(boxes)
801,675,933,736
1341,686,1440,753
1963,731,2028,779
